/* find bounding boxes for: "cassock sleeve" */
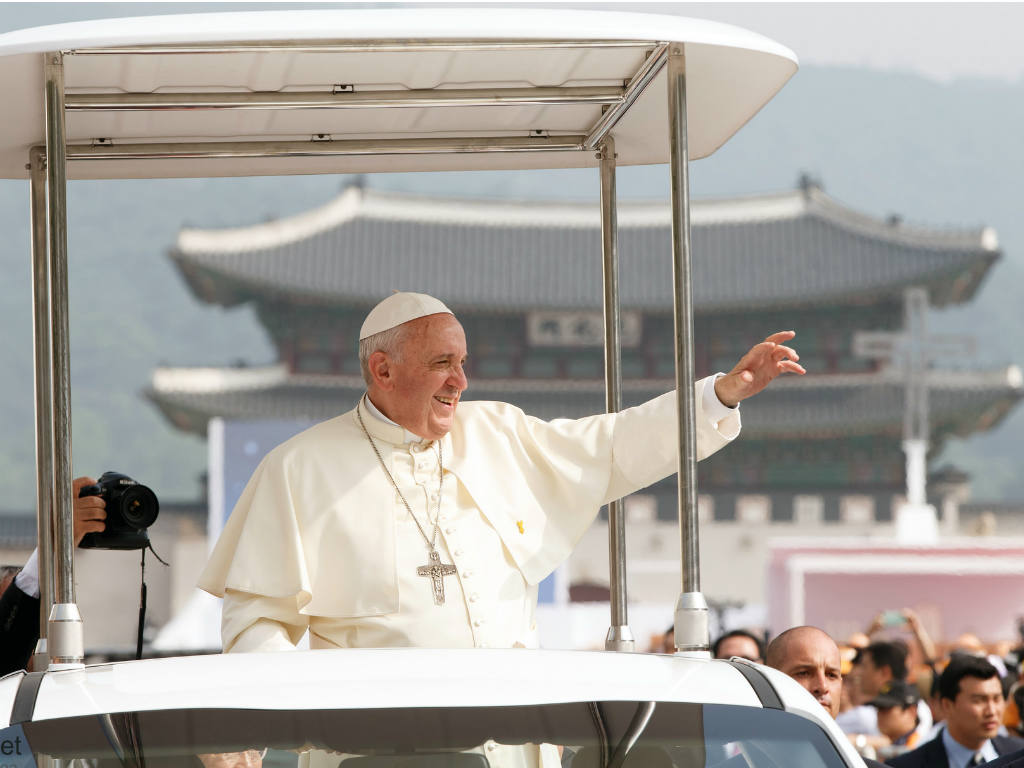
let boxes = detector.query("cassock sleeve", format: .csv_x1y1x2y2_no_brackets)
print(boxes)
603,376,739,504
201,415,401,651
199,449,316,653
199,451,312,605
453,376,739,584
221,589,309,653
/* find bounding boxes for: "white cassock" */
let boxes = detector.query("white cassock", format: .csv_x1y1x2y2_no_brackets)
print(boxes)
198,376,740,653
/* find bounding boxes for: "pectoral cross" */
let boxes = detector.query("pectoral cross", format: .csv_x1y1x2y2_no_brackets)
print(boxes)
417,550,458,605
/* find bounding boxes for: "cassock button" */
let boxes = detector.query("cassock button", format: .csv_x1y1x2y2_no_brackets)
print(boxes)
473,619,483,627
445,526,455,534
462,569,473,578
453,549,463,557
469,592,480,602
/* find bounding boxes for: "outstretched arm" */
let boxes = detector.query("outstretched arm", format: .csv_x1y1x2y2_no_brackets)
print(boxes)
714,331,805,408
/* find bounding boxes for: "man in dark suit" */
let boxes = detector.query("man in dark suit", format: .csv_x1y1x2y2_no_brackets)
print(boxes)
0,477,106,675
888,655,1024,768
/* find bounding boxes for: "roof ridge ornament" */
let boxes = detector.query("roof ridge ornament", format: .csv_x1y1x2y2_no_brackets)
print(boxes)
797,171,822,198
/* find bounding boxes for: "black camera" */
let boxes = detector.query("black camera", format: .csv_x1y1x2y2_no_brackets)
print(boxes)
78,471,159,550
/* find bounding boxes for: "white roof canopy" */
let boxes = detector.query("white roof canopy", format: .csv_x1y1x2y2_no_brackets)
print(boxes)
0,8,797,179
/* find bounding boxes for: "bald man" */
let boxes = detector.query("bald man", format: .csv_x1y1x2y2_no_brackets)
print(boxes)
767,626,888,768
766,626,844,718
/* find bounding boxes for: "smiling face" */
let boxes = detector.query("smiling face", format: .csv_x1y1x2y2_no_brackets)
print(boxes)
366,313,468,440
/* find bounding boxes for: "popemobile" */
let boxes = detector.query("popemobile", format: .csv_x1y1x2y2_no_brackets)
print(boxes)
0,7,869,768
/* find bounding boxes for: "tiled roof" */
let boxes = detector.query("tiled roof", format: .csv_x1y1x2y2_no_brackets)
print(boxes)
146,365,1023,442
171,184,999,313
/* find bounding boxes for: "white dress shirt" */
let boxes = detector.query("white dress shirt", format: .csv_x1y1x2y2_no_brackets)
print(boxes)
941,726,999,768
13,548,40,598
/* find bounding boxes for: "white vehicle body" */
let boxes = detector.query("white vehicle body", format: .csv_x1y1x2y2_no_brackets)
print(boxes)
0,649,866,767
0,8,865,768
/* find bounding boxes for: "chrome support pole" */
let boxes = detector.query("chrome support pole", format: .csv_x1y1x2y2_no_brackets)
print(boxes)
43,51,84,668
66,135,586,162
584,43,669,150
666,45,709,654
66,85,624,112
599,137,634,653
28,147,53,670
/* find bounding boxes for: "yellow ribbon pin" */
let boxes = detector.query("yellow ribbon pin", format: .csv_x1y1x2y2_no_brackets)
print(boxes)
516,520,525,534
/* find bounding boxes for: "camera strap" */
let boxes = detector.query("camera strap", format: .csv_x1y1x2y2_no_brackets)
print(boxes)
136,544,170,661
136,549,147,661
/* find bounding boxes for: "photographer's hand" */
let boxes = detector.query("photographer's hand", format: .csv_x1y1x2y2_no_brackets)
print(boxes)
72,476,106,546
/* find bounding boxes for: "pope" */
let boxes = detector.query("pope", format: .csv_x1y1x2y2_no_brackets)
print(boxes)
199,292,804,653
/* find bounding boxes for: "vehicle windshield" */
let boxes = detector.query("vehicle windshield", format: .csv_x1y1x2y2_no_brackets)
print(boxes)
5,702,847,768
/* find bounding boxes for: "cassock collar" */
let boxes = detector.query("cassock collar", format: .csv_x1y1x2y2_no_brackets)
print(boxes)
359,393,428,446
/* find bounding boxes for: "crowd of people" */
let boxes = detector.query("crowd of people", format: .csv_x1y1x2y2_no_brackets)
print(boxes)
660,611,1024,766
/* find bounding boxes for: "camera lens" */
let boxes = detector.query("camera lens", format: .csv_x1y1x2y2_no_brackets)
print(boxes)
119,486,159,529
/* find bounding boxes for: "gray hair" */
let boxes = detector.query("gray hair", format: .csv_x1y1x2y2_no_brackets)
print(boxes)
359,324,410,387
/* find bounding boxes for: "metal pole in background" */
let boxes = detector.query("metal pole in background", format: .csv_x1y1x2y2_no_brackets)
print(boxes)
28,147,54,670
666,45,709,654
902,286,930,508
43,51,84,667
599,137,634,653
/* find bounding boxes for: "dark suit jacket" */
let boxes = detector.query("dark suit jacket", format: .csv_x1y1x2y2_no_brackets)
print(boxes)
887,733,1024,768
986,747,1024,768
0,581,40,676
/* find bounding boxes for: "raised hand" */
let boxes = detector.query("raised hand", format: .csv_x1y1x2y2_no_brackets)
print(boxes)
713,331,806,407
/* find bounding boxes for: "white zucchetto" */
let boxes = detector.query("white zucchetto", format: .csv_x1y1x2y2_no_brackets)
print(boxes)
359,292,454,340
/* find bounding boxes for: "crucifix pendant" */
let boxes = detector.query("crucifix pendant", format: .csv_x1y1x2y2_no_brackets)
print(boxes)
416,550,458,605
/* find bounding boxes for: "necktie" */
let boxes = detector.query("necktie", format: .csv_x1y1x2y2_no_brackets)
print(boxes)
968,752,986,766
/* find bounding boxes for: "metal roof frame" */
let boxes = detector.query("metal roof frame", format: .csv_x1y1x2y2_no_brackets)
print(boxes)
1,8,799,667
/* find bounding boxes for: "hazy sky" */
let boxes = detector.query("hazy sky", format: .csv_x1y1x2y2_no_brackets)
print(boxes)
2,2,1024,84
